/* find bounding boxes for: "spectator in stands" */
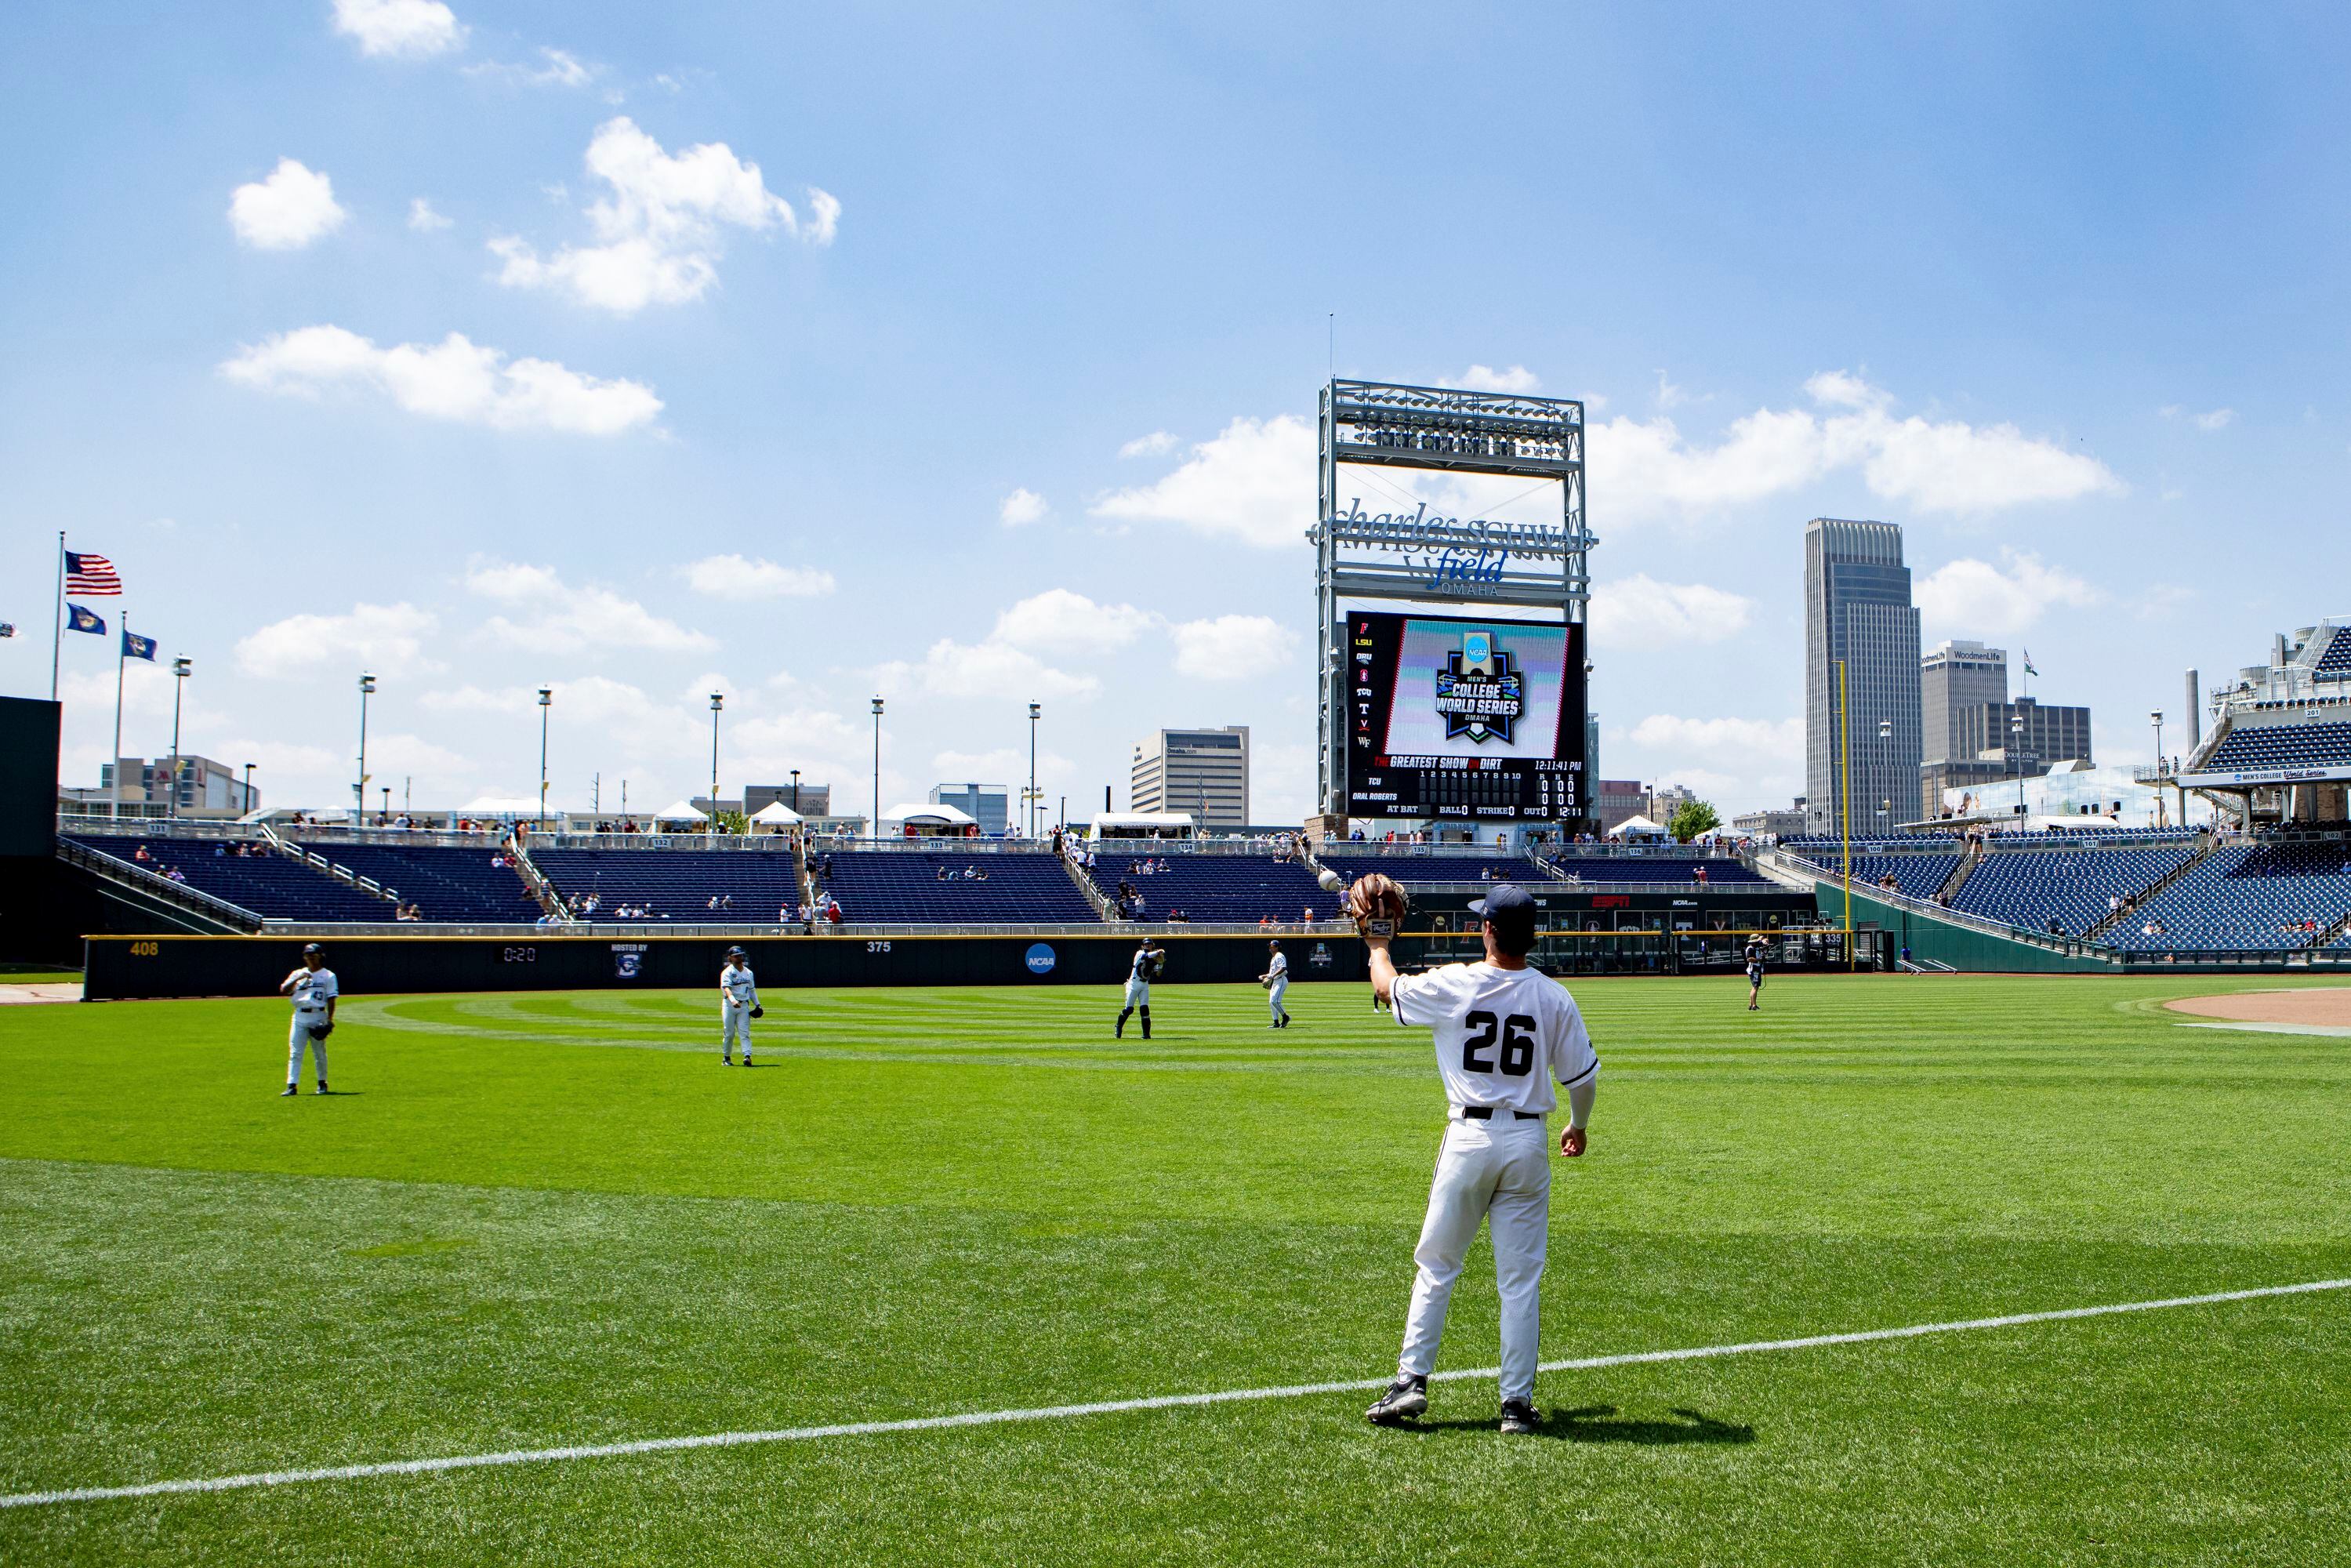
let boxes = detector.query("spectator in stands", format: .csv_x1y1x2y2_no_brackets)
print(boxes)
707,895,721,911
825,895,843,924
132,845,151,862
720,893,734,910
1301,902,1315,924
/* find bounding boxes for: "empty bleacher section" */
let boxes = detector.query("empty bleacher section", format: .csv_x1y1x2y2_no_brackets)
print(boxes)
1320,851,1538,887
2111,840,2351,952
2197,722,2351,774
327,842,542,923
1087,851,1334,924
1540,852,1767,885
1948,841,2200,937
67,834,390,923
533,846,804,921
1783,840,1961,901
822,851,1101,924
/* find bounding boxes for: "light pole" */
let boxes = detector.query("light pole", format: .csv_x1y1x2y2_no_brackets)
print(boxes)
167,657,192,819
790,769,801,812
537,687,553,829
356,673,377,824
1878,717,1892,833
241,762,256,817
870,696,885,840
2012,713,2027,824
2150,709,2167,827
1027,701,1041,838
380,785,390,824
709,692,725,837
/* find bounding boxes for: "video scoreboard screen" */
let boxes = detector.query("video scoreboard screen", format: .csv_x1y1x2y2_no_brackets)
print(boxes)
1341,612,1587,822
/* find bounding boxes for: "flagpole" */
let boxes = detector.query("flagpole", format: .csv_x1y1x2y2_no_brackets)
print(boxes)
111,616,128,821
50,532,65,701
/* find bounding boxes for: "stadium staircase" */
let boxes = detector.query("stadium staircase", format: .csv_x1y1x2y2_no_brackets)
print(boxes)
1936,843,1980,903
56,836,263,934
506,834,573,924
263,827,403,913
2083,837,2215,942
1058,850,1123,921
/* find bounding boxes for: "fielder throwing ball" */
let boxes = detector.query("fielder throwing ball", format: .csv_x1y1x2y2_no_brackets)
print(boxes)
278,942,337,1097
720,946,763,1066
1351,877,1598,1436
1115,938,1165,1040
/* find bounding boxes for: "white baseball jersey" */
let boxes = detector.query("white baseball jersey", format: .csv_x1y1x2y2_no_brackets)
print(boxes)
1267,951,1289,981
284,967,339,1014
720,966,759,1006
1391,961,1595,1115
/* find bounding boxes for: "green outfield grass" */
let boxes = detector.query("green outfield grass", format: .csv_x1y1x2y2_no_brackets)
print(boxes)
3,971,2349,1565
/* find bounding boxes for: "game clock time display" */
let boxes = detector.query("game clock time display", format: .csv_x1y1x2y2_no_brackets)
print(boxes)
1341,612,1587,822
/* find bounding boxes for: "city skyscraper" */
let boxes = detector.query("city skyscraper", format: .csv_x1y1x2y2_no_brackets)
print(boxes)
1921,641,2009,766
1130,726,1250,829
1804,518,1922,835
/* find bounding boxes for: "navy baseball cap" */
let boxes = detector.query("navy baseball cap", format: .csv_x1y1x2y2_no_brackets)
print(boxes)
1468,884,1538,937
301,942,323,954
725,946,746,956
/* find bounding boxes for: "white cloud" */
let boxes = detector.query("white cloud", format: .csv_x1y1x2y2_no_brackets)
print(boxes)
678,554,836,601
332,0,466,59
991,589,1156,655
2196,408,2235,431
1598,371,2124,521
465,560,714,653
998,488,1047,527
219,325,662,437
1916,548,2104,636
1118,430,1178,459
1587,575,1753,650
1090,414,1312,549
1458,365,1540,394
408,197,452,231
1170,615,1297,681
235,601,441,678
876,639,1097,701
228,159,346,249
1653,369,1694,411
464,46,594,87
490,117,835,314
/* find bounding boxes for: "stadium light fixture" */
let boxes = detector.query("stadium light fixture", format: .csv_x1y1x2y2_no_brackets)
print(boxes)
2150,710,2165,775
356,673,378,826
1028,702,1042,838
538,688,554,830
241,762,256,815
167,657,192,820
709,693,725,837
870,696,885,841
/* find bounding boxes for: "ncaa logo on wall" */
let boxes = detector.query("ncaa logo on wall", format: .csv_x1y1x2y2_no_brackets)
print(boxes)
1025,942,1057,975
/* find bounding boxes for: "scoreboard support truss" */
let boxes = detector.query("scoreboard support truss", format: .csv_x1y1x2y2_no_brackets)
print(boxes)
1312,378,1593,825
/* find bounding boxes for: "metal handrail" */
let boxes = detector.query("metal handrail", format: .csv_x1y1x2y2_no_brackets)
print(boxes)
58,839,264,932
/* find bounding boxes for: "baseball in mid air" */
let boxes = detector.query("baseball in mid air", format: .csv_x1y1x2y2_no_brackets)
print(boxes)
1318,868,1344,893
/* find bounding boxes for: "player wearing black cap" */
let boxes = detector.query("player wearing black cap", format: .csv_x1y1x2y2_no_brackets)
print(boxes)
1359,883,1598,1436
720,946,761,1065
277,942,338,1096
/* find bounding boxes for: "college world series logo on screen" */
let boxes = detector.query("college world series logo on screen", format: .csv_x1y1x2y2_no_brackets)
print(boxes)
1431,630,1525,745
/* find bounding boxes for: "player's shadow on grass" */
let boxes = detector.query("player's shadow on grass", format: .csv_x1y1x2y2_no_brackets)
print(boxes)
1421,1405,1754,1444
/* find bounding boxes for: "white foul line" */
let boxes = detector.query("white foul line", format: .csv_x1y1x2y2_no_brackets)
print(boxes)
5,1276,2345,1511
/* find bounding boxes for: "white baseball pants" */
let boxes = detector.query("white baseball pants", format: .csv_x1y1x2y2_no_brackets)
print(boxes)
1267,977,1288,1020
287,1013,329,1085
1397,1113,1551,1403
722,1001,753,1056
1123,978,1149,1009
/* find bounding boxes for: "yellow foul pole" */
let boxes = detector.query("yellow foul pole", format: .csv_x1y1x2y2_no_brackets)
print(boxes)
1838,658,1853,971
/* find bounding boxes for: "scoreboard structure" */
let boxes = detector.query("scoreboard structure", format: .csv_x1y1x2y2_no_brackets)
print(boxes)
1312,379,1593,829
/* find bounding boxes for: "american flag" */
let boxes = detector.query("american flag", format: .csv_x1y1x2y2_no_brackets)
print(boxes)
65,550,122,596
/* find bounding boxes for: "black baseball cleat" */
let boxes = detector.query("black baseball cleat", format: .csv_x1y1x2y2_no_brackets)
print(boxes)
1499,1398,1540,1436
280,1083,298,1097
1364,1374,1429,1425
316,1082,328,1094
722,1055,733,1066
742,1058,753,1068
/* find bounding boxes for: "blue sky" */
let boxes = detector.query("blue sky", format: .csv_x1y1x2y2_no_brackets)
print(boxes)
5,2,2348,822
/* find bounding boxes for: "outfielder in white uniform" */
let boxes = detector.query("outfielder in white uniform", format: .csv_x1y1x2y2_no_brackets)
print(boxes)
1115,940,1163,1040
1259,940,1291,1028
1362,884,1597,1436
720,946,761,1066
278,942,338,1096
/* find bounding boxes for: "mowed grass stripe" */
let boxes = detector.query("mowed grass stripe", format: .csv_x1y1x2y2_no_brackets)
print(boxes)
9,1275,2344,1511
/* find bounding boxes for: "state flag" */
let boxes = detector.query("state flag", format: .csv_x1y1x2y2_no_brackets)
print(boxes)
66,604,107,635
122,630,157,661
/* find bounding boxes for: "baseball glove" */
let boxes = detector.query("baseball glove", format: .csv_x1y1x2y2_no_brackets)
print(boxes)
307,1022,334,1041
749,1005,764,1019
1343,873,1409,938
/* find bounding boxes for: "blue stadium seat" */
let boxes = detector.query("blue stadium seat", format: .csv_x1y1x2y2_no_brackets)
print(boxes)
326,842,544,922
68,835,393,922
2111,841,2351,951
1947,843,2197,936
1088,851,1335,924
2200,723,2351,773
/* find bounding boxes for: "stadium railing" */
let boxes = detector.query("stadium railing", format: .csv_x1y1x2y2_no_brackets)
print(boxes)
1754,846,2123,961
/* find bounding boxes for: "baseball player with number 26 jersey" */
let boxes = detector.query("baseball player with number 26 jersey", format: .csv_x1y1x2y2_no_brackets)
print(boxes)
1356,881,1598,1436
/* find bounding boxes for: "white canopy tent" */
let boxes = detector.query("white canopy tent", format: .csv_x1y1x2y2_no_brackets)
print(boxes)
1087,811,1196,840
749,801,804,825
1614,813,1669,840
651,799,709,822
883,801,978,826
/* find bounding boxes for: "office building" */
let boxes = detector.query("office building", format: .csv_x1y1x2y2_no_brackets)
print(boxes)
83,754,259,816
1804,518,1922,834
746,781,832,817
1732,798,1808,839
928,782,1010,834
1595,779,1646,833
1956,695,2093,771
1130,727,1250,830
1921,641,2008,766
